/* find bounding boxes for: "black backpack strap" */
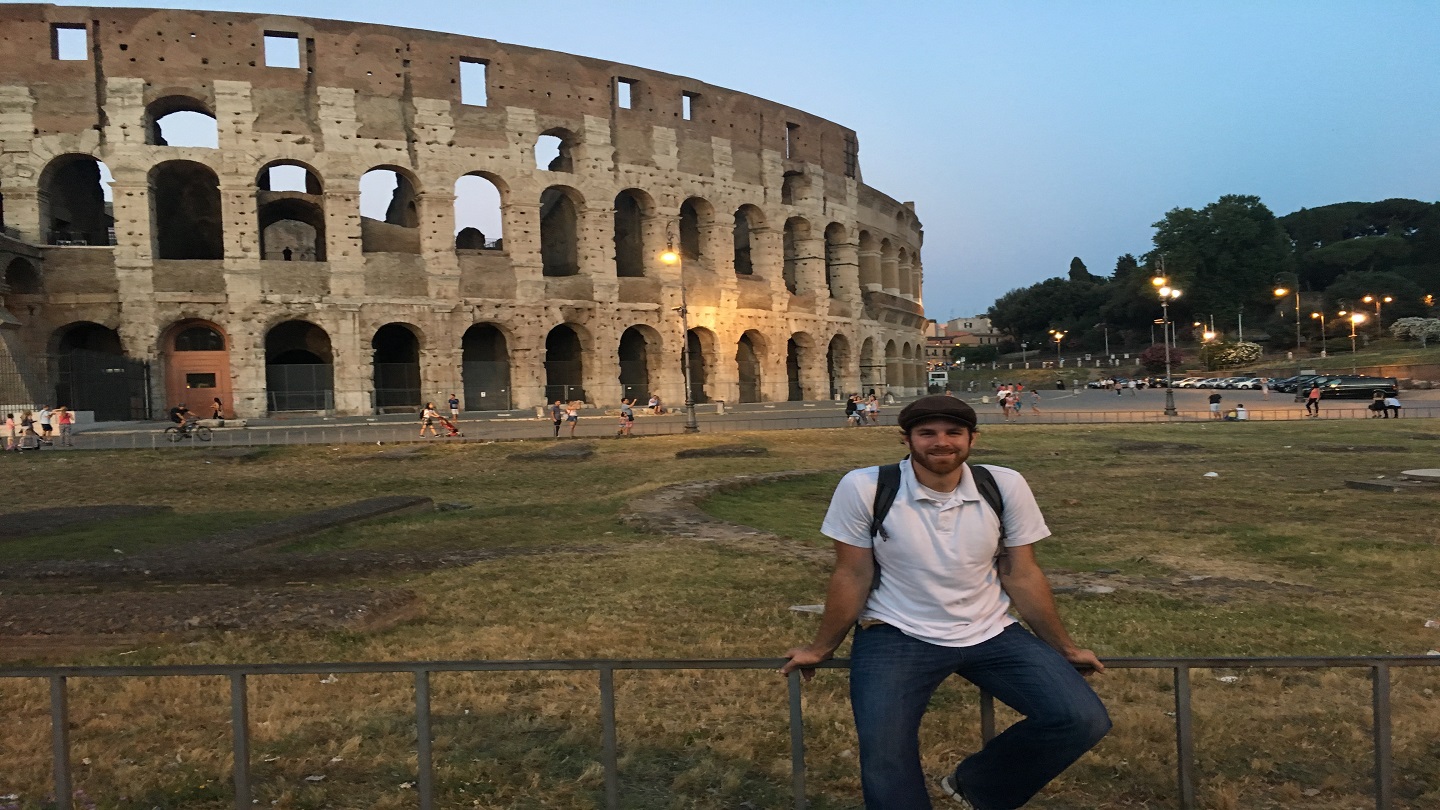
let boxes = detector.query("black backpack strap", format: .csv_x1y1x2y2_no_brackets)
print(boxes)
869,462,903,541
968,464,1010,575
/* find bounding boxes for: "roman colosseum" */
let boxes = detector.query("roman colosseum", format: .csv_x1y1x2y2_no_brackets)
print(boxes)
0,5,926,420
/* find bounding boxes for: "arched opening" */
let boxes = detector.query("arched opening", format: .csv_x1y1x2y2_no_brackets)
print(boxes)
885,340,900,395
360,167,420,254
53,322,142,421
783,217,809,295
827,334,850,399
454,173,504,250
39,154,115,246
786,337,804,401
544,324,586,402
613,190,647,278
536,129,574,172
618,326,656,403
736,331,763,403
371,323,422,412
733,205,762,276
5,258,41,295
163,320,232,418
901,343,915,392
859,231,880,289
781,171,803,206
685,328,713,404
898,248,913,297
462,323,511,410
265,320,334,412
258,161,325,261
859,337,879,395
679,197,711,268
880,238,899,292
150,160,223,259
824,223,846,299
145,97,218,148
540,186,581,277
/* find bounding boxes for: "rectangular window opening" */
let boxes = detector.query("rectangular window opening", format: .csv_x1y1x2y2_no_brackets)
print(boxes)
460,59,488,106
616,78,637,110
785,122,800,160
185,373,217,390
263,31,301,69
682,92,697,121
52,24,88,61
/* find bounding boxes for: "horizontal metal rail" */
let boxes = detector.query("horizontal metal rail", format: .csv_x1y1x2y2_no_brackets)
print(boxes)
4,655,1437,810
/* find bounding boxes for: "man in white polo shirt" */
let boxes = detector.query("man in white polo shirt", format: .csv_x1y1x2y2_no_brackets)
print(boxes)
782,395,1109,809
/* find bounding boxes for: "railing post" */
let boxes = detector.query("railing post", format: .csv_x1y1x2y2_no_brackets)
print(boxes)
787,671,807,810
599,667,620,810
229,674,251,810
1372,664,1392,810
49,675,72,810
1174,666,1196,810
415,670,434,810
979,691,996,743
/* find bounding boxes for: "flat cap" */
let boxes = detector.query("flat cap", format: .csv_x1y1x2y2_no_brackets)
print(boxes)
897,394,978,431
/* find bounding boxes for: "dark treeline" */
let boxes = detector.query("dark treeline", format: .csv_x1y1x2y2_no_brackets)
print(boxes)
985,195,1440,354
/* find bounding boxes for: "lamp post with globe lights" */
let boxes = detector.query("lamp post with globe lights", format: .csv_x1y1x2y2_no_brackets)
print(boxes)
1310,312,1327,357
1346,312,1366,374
1274,286,1302,373
1047,329,1066,365
1361,294,1392,338
1153,276,1181,416
660,239,700,433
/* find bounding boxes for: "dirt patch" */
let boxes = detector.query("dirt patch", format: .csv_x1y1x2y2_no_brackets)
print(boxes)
1108,440,1204,453
675,444,768,459
1309,444,1409,453
509,442,595,461
0,505,172,541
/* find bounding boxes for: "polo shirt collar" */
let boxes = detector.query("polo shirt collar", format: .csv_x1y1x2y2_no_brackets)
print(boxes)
902,457,980,505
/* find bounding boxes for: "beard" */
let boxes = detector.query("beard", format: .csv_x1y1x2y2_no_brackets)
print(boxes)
910,446,968,477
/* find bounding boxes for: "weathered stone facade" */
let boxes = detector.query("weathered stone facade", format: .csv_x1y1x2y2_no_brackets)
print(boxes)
0,5,927,418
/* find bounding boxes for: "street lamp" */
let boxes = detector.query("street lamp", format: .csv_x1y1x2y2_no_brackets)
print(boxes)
1347,312,1366,374
1274,286,1301,372
1361,294,1392,338
1048,329,1066,365
1154,276,1181,416
660,239,700,433
1202,330,1217,342
1020,341,1028,365
1310,312,1327,357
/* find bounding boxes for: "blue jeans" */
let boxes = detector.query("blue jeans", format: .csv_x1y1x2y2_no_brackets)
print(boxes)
849,623,1110,809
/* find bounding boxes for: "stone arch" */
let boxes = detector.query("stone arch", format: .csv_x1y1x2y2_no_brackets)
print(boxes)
161,318,231,418
859,336,880,395
39,154,115,246
544,323,587,402
144,95,218,148
265,320,334,412
360,165,421,253
880,238,899,292
733,204,765,276
786,331,816,401
150,160,223,259
885,339,900,395
257,160,325,262
454,172,506,250
614,188,652,278
781,171,806,206
679,197,713,268
536,128,575,172
371,322,423,412
685,327,716,404
4,257,41,294
898,247,913,297
540,185,583,277
462,322,512,410
53,321,123,356
782,216,811,295
736,329,766,403
901,342,915,393
824,222,848,299
858,230,880,289
52,321,131,420
826,333,851,399
618,324,663,403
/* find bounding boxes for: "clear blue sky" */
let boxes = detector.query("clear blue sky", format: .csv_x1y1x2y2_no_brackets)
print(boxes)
71,1,1440,320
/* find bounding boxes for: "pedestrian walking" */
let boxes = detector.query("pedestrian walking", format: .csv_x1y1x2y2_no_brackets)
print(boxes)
1208,391,1223,420
419,402,440,437
211,397,225,420
618,398,635,436
782,396,1109,809
36,405,54,444
565,401,580,437
1029,388,1042,414
1260,378,1270,400
3,413,15,452
866,395,880,426
550,400,564,437
1305,384,1321,418
56,406,75,446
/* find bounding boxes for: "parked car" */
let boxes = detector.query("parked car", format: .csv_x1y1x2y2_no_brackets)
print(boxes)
1316,376,1399,399
1230,377,1263,390
1175,377,1204,388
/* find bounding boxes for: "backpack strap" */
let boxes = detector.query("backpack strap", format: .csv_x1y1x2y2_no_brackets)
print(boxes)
969,464,1010,575
869,462,903,541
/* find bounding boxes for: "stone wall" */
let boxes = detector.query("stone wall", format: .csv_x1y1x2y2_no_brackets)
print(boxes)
0,5,928,416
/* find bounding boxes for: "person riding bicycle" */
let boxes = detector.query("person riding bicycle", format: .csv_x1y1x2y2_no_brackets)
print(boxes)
168,403,197,434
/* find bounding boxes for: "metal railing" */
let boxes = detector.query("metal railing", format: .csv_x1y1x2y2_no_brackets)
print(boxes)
3,654,1436,810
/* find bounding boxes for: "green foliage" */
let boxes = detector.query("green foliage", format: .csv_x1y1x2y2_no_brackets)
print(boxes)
1323,271,1429,323
1390,317,1440,347
1199,341,1263,370
1137,343,1181,373
953,344,999,364
1068,256,1097,281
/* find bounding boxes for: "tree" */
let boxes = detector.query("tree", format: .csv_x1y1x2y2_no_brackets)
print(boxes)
1390,317,1440,347
1198,341,1263,371
1323,271,1427,324
1068,256,1097,282
952,345,999,364
1138,344,1183,374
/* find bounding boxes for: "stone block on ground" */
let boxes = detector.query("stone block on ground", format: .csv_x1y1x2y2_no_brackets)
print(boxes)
370,446,425,460
675,444,769,459
508,442,595,461
1344,479,1435,493
208,448,266,461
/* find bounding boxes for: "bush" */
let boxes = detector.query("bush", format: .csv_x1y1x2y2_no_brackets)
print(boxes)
953,345,999,364
1138,344,1183,373
1199,341,1263,370
1390,317,1440,347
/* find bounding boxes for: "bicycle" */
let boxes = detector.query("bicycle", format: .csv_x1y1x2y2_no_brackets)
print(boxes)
163,421,212,443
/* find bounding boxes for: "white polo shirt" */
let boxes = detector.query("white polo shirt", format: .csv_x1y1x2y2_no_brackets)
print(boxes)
821,460,1051,647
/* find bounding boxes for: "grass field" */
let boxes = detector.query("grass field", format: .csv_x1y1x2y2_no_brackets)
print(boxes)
1,420,1438,808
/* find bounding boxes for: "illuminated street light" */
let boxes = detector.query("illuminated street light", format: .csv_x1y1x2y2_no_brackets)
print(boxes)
1047,329,1066,365
1309,312,1327,357
1347,313,1367,374
660,238,699,433
1361,294,1392,338
1154,277,1181,416
1274,286,1301,373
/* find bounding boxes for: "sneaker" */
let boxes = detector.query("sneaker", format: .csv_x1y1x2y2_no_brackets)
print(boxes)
938,773,977,808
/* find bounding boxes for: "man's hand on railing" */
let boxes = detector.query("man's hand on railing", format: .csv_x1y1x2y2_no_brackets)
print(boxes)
780,644,832,682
